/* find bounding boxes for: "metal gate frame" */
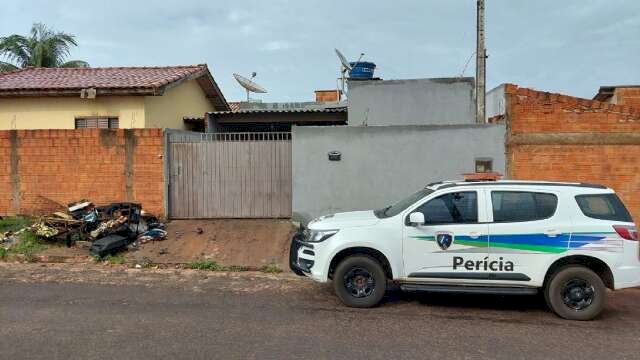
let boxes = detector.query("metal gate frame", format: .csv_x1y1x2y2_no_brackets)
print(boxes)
164,130,292,219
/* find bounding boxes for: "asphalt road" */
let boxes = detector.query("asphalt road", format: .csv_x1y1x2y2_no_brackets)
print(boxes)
1,263,640,360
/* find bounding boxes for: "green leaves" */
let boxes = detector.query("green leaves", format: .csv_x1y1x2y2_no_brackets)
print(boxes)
0,22,89,72
0,61,19,72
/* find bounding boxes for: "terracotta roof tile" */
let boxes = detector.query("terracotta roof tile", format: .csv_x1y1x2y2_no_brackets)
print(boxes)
0,64,207,92
228,102,241,111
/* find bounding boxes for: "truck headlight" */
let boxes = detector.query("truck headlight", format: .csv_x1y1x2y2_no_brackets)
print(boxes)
307,229,338,243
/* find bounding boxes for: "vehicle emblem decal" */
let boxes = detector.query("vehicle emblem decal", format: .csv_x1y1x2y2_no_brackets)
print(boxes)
436,232,454,250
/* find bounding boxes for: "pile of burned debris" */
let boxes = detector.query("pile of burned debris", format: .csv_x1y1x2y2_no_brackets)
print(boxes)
2,201,167,258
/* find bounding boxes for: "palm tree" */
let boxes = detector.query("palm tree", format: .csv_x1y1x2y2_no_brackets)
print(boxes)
0,23,89,72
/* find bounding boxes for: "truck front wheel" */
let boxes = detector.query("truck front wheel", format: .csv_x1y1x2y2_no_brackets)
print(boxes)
333,255,387,308
545,265,606,321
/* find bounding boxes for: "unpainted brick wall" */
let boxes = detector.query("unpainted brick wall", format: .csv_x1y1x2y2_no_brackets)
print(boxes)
504,84,640,222
615,87,640,111
0,129,164,217
504,84,640,134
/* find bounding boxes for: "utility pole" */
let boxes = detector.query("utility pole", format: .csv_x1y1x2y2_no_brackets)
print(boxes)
476,0,487,123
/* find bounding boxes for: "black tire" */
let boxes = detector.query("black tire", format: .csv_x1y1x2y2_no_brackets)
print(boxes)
544,265,606,321
333,255,387,308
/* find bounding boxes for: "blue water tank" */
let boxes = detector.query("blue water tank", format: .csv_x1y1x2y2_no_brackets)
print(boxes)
349,61,376,79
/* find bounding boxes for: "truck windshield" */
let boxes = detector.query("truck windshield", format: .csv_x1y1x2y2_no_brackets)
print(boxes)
374,188,434,219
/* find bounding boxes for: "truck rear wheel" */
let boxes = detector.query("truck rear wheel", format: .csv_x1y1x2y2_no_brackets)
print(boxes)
333,255,387,308
545,265,606,321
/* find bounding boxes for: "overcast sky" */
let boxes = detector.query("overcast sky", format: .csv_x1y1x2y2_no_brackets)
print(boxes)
1,0,639,102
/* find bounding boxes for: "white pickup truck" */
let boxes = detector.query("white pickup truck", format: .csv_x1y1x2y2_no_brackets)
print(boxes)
290,180,640,320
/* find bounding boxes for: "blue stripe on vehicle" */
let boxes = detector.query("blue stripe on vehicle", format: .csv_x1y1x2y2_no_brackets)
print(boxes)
414,231,617,253
486,233,571,247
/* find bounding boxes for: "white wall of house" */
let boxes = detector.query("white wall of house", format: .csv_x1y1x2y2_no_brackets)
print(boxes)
292,123,506,222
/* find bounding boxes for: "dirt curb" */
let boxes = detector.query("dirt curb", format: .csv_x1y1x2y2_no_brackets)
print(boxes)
1,253,91,264
2,219,298,273
0,261,306,288
0,253,295,274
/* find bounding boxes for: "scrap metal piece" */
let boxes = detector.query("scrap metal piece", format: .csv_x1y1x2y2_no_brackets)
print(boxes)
68,201,92,213
90,235,128,257
31,222,59,238
90,216,127,239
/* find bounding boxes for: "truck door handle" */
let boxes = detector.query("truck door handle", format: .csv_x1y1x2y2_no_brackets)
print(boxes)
545,229,561,237
469,231,481,239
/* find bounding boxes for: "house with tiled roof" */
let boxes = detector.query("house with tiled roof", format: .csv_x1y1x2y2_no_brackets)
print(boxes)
0,64,229,130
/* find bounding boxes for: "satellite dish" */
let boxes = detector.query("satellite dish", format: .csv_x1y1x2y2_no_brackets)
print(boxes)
233,73,267,101
334,49,352,71
335,48,359,95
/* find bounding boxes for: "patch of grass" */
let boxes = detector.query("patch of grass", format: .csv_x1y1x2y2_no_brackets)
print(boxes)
10,230,46,262
93,254,126,265
226,265,249,272
188,260,247,272
104,254,125,265
259,264,283,274
0,216,32,233
189,260,225,271
0,247,7,259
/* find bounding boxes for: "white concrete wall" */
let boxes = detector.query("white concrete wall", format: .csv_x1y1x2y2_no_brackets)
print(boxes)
292,124,506,222
347,78,475,126
486,84,506,121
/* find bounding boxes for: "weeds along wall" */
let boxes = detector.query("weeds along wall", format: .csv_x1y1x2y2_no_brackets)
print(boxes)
0,129,164,217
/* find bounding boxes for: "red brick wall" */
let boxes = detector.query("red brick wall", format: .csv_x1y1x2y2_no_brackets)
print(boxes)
504,84,640,134
615,87,640,111
315,90,341,102
0,129,165,217
510,145,640,223
504,84,640,222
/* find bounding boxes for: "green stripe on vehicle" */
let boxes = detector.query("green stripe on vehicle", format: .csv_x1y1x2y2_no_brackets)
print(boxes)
484,241,566,253
412,235,435,241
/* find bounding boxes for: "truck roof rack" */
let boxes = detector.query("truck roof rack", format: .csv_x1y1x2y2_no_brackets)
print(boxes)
435,181,607,190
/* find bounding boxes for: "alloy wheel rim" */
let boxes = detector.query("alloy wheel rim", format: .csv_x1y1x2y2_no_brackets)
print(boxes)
343,267,375,298
561,278,595,311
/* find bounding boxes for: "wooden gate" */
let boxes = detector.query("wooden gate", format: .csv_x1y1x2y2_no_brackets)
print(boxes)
167,132,291,218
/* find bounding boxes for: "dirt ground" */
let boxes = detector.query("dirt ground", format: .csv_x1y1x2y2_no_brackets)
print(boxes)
124,219,297,268
36,245,91,263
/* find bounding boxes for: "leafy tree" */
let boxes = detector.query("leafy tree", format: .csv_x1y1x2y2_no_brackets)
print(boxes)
0,23,89,72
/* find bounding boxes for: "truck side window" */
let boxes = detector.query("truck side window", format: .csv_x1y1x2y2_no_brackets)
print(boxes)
414,192,478,224
491,191,558,222
575,194,632,222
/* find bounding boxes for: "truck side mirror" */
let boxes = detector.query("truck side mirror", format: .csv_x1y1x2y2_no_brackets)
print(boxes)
409,212,425,227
